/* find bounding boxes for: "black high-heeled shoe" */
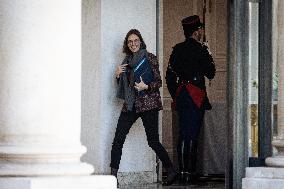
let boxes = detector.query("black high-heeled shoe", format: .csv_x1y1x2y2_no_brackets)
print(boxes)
111,168,119,188
162,167,178,186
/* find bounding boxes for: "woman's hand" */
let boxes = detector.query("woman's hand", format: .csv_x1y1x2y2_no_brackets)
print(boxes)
134,77,148,91
115,64,128,78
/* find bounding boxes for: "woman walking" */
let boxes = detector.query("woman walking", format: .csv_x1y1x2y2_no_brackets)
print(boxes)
110,29,177,187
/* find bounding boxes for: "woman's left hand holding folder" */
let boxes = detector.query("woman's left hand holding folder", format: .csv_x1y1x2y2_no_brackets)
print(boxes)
134,76,149,91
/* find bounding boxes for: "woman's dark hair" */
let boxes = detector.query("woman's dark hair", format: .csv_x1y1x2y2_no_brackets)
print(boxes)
123,29,147,55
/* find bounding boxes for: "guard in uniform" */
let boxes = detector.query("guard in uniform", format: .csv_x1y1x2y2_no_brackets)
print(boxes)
166,15,215,184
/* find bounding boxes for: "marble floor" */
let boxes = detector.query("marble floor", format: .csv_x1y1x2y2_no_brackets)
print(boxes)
120,177,225,189
119,175,225,189
120,182,225,189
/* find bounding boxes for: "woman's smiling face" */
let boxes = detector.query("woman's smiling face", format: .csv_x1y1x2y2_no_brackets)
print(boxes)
127,34,141,53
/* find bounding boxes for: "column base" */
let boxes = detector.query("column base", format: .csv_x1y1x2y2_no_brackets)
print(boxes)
266,156,284,167
0,175,117,189
242,167,284,189
0,162,94,176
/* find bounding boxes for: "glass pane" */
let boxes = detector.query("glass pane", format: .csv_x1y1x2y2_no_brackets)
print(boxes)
248,2,259,157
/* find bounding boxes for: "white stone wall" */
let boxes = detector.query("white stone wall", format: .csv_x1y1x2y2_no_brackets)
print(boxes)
82,0,103,173
82,0,157,175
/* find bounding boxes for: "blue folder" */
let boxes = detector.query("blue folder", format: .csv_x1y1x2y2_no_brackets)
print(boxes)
134,57,153,95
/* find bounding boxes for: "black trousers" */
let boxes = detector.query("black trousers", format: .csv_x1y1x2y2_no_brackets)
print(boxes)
110,109,172,169
176,88,205,173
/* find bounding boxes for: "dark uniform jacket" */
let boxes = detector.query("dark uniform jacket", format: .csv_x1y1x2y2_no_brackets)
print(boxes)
121,52,163,113
166,38,215,107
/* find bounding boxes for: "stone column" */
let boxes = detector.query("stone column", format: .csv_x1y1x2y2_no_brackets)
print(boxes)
0,1,115,188
265,0,284,167
243,1,284,188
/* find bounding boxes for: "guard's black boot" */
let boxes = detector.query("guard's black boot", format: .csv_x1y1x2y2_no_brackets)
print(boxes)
188,140,199,185
189,173,199,185
162,166,178,186
180,139,191,185
178,171,186,184
111,168,119,188
177,138,189,184
182,153,190,184
177,148,185,184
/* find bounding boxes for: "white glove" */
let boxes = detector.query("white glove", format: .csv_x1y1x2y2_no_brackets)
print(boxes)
203,42,212,55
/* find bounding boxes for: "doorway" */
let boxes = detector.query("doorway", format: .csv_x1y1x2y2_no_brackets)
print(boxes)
160,0,227,185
